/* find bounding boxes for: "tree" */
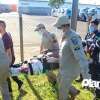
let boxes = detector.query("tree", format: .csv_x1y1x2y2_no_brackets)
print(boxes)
49,0,64,8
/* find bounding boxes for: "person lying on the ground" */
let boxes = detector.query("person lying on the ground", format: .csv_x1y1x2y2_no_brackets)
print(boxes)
10,60,43,76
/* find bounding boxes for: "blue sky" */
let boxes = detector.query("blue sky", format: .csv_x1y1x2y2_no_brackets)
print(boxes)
0,0,100,5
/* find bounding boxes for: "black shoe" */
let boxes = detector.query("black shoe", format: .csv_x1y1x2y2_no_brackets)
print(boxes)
75,74,83,82
75,77,83,83
18,81,23,90
75,78,83,82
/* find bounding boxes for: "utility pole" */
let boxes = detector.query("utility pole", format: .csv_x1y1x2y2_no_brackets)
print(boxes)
18,0,24,62
71,0,79,31
19,13,24,62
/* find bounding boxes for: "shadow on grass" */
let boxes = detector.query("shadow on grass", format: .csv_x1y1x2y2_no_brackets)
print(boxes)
16,89,27,100
46,71,59,99
24,75,43,100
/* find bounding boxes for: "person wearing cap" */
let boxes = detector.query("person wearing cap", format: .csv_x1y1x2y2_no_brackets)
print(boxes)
54,16,90,100
34,24,59,71
34,24,59,55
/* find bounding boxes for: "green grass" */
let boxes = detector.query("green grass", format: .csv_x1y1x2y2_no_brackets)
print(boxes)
0,72,94,100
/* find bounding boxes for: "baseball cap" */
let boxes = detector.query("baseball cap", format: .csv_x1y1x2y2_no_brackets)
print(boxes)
34,24,45,31
54,16,71,28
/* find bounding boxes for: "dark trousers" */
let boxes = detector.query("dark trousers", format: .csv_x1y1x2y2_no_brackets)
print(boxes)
7,76,23,92
95,89,100,98
42,58,59,72
42,58,50,72
92,47,99,63
89,62,100,98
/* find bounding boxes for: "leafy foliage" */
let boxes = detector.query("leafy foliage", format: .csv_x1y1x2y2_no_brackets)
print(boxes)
49,0,65,8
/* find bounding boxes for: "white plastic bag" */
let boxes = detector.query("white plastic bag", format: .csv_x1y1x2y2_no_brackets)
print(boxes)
31,59,43,74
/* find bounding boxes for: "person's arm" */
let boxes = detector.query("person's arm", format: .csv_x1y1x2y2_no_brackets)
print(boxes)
60,35,66,43
69,35,90,78
11,48,15,64
50,33,59,52
50,33,59,47
40,42,43,53
50,34,57,42
9,34,15,64
6,48,12,65
3,34,13,65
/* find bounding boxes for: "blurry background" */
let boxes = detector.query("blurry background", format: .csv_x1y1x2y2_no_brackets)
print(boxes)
0,0,99,63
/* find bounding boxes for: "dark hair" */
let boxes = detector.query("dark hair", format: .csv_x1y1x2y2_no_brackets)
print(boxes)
91,19,99,26
0,20,6,28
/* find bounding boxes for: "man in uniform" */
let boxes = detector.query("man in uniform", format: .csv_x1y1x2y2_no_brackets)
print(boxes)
54,16,90,100
34,24,59,54
34,24,59,71
0,37,11,100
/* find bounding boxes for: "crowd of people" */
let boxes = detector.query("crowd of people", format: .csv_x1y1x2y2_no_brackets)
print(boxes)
0,14,99,100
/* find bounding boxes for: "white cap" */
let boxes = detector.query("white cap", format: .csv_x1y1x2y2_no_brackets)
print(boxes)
54,16,71,28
